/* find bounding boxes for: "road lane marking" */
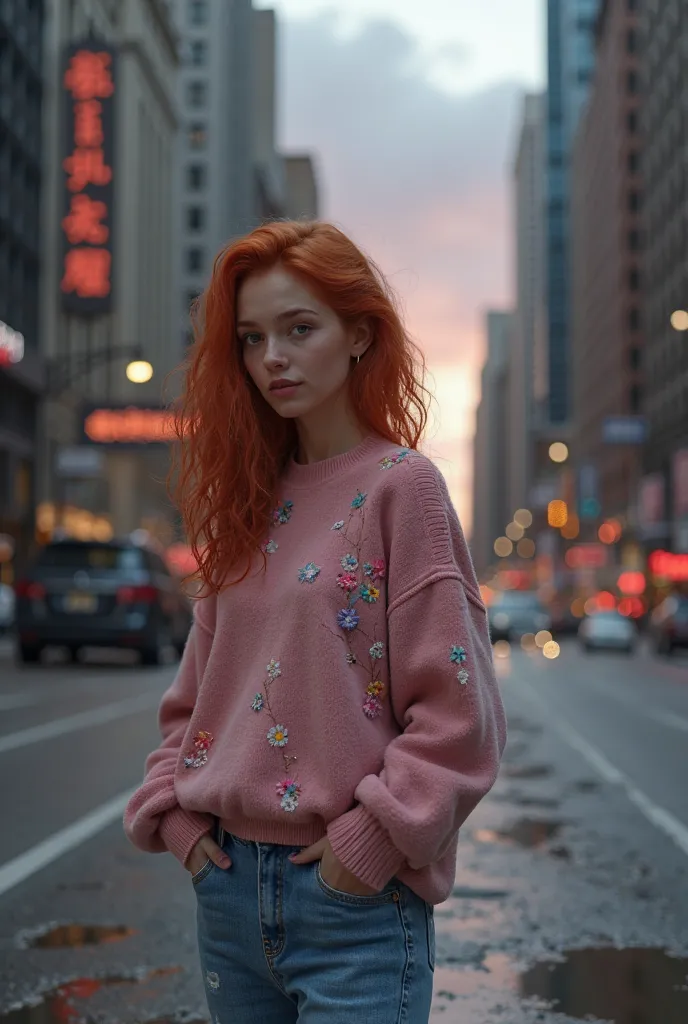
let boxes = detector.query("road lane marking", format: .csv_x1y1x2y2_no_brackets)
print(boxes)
0,692,161,754
650,709,688,734
0,693,39,711
515,676,688,860
0,788,136,898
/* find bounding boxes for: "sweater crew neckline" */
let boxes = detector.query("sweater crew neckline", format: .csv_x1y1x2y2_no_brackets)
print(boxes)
282,434,389,489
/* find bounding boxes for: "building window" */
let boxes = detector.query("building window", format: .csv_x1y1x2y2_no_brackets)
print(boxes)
628,190,641,212
187,289,201,311
189,1,207,26
629,346,641,370
629,384,642,413
629,307,641,331
626,28,637,53
627,0,637,10
190,40,207,66
188,123,207,149
187,247,204,273
628,230,641,251
627,111,638,133
187,206,205,231
627,151,639,174
627,70,638,94
628,268,640,291
187,164,206,190
187,80,207,108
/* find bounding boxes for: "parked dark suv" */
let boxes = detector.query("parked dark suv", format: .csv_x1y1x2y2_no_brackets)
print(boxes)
15,537,193,666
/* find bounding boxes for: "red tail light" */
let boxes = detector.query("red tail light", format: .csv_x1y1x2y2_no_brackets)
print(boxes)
15,580,46,600
116,584,158,605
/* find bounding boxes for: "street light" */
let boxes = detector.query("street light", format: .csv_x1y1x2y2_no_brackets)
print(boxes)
670,310,688,331
126,359,153,383
549,442,569,463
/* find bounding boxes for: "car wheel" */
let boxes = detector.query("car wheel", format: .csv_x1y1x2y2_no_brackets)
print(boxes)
67,645,81,663
18,643,42,665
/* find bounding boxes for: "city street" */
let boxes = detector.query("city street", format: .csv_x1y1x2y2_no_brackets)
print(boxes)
0,640,687,1021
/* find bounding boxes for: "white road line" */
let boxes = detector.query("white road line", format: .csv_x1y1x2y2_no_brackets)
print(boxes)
0,693,39,711
650,709,688,734
0,692,161,755
0,788,136,898
515,676,688,860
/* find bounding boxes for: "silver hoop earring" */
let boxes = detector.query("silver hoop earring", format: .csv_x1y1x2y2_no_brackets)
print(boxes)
356,355,360,365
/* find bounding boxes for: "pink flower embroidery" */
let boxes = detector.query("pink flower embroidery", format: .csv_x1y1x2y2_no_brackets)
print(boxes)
183,730,214,769
337,571,359,592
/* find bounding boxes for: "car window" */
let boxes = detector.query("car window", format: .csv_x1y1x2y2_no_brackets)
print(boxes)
37,545,144,571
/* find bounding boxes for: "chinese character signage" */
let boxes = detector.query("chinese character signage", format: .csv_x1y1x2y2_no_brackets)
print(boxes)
60,40,116,314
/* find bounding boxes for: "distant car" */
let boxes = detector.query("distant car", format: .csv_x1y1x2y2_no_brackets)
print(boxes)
488,591,552,642
0,583,15,634
578,611,637,654
14,538,193,666
649,595,688,656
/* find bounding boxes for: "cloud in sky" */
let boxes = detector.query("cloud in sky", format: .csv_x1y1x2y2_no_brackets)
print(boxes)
275,11,526,529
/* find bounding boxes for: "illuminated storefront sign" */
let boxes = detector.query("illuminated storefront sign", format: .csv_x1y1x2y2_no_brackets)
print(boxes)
82,405,176,445
60,40,116,314
0,320,24,365
648,550,688,583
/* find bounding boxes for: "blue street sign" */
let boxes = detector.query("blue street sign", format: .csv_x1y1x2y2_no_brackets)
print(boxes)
602,416,648,445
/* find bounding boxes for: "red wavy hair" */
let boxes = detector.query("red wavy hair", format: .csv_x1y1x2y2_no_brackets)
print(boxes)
169,220,430,593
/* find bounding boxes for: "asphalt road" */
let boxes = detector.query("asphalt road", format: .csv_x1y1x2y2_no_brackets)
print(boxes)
0,636,687,1021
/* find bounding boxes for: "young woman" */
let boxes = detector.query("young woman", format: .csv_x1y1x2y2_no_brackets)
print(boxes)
124,220,506,1023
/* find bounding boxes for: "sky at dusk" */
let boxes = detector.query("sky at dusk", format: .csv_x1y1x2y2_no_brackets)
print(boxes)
255,0,544,531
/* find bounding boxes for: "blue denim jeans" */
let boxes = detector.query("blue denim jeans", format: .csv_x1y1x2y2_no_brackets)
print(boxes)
193,824,435,1023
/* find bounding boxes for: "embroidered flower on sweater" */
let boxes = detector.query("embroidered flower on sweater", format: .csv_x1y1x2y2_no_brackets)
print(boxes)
267,724,288,747
379,448,411,470
457,669,469,685
363,559,386,581
183,730,214,769
346,651,358,665
351,490,367,509
298,562,321,583
251,693,265,712
370,641,385,660
263,539,279,555
337,571,359,592
276,778,301,812
341,553,358,570
267,659,282,680
331,520,345,531
338,607,360,631
273,500,294,525
360,584,380,604
450,645,467,664
363,695,383,718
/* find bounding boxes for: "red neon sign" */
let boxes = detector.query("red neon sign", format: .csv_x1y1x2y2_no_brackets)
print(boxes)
648,550,688,582
60,43,116,313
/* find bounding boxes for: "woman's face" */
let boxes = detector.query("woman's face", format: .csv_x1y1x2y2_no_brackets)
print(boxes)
237,265,370,421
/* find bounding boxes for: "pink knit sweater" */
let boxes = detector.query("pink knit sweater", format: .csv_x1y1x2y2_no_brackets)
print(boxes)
124,436,506,904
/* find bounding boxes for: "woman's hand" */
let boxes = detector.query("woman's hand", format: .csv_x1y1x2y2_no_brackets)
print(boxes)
289,836,379,896
186,834,232,876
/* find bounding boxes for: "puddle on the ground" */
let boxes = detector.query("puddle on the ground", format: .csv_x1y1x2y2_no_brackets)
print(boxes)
520,947,688,1021
451,885,510,900
474,818,564,849
21,924,134,949
503,763,553,779
0,969,181,1024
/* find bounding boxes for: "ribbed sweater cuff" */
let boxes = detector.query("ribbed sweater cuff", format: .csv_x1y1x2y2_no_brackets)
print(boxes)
327,805,405,891
158,807,214,866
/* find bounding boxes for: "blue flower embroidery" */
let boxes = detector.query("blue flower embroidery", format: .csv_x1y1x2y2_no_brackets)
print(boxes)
351,491,367,509
274,500,294,525
341,554,358,570
251,693,264,712
360,584,380,604
379,449,411,470
450,646,467,664
298,562,321,583
338,608,360,631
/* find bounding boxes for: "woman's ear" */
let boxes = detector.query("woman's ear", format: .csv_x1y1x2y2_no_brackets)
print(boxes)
351,318,374,359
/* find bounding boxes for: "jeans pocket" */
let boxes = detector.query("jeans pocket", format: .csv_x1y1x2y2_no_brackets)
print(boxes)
425,903,436,970
315,862,399,906
191,859,214,886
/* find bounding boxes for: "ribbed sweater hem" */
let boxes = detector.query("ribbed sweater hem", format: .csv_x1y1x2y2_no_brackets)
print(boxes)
220,815,327,847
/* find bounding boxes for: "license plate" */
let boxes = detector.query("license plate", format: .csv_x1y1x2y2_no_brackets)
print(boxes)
63,591,97,614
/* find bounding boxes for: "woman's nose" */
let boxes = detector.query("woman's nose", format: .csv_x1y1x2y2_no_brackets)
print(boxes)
264,338,287,367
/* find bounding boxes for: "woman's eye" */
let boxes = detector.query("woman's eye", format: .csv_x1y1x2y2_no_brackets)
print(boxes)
292,324,311,337
242,333,261,346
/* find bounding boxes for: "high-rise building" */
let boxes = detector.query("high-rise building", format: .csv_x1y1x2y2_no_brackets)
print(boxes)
471,311,513,579
0,0,46,568
570,0,643,530
509,93,546,519
38,0,180,541
171,0,255,344
638,0,688,554
545,0,600,426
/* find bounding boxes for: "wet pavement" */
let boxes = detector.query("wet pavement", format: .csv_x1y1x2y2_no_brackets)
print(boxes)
1,641,688,1021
